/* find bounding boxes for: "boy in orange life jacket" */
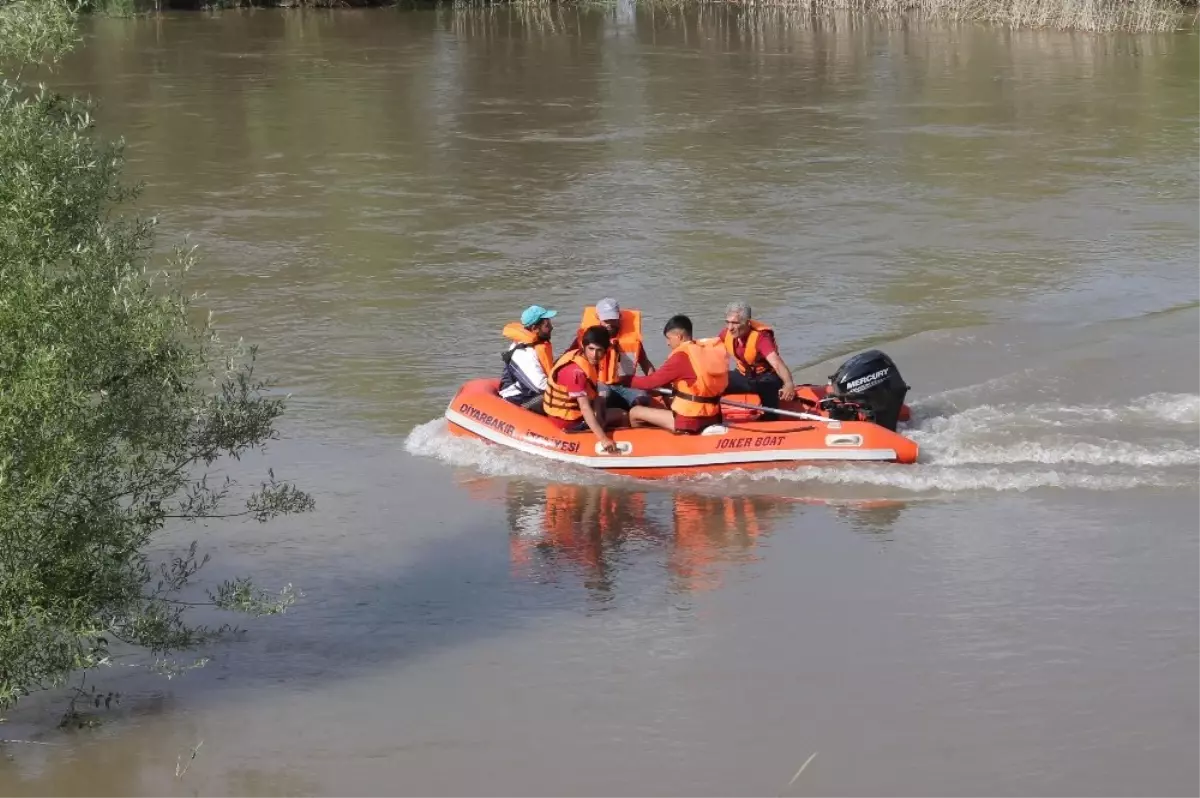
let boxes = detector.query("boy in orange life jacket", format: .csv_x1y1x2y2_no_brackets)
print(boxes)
717,301,796,414
543,325,627,453
617,314,728,435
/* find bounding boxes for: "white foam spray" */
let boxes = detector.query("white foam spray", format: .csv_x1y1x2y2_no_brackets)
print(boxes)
404,418,602,483
403,393,1200,495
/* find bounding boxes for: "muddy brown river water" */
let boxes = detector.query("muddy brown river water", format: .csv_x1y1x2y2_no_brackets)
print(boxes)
1,6,1197,796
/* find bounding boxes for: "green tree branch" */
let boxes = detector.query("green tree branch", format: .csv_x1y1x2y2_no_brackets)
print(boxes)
1,0,313,714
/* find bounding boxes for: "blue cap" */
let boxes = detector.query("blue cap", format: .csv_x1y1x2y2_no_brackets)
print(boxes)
520,305,558,327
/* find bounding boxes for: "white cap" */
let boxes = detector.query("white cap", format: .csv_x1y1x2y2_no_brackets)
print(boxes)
596,297,620,321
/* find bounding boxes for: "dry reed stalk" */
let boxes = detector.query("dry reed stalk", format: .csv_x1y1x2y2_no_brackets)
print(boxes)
642,0,1189,31
782,748,820,792
174,738,204,779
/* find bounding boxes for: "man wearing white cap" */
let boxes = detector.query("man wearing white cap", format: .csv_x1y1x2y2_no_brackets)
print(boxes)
574,297,655,410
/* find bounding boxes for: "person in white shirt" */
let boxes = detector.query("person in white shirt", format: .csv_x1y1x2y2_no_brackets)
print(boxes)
498,305,557,410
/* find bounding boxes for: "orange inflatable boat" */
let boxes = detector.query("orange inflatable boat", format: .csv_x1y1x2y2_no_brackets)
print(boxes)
445,349,920,478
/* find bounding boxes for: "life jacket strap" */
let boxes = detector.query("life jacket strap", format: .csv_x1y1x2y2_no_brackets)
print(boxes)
672,388,721,405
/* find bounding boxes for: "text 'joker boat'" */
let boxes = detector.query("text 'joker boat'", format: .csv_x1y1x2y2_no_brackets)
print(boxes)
445,349,920,479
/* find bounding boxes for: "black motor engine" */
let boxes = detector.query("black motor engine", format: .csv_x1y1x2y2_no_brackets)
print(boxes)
820,349,909,431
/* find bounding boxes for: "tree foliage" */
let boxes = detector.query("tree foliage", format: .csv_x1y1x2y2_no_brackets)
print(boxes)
0,0,313,712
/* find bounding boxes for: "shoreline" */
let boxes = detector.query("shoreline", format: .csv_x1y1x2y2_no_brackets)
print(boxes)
85,0,1199,35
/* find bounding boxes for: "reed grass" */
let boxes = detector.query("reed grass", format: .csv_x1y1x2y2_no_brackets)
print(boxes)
86,0,1197,35
88,0,139,15
621,0,1191,31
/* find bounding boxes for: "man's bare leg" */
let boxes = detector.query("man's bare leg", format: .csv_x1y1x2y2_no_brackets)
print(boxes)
628,405,676,432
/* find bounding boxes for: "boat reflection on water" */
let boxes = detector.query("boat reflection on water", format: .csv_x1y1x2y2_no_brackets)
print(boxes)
507,483,649,594
479,478,911,599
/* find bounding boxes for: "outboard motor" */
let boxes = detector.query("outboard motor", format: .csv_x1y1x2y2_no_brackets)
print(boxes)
820,349,909,431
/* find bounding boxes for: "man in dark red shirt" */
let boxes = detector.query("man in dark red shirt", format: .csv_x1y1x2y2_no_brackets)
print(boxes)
717,301,796,416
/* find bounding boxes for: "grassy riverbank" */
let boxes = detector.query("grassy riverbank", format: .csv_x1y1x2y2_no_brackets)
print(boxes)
85,0,1196,33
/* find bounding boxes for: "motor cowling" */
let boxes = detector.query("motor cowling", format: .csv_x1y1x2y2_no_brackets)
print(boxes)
821,349,909,431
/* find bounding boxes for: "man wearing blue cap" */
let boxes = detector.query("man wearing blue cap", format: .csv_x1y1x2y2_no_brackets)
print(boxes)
499,305,558,409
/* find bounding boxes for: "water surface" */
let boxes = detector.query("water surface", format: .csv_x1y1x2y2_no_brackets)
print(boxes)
2,7,1197,796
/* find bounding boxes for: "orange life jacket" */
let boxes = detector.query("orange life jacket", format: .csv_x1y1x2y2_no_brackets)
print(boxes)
669,338,730,419
502,322,555,378
719,393,765,423
577,307,644,382
724,320,774,378
542,349,600,422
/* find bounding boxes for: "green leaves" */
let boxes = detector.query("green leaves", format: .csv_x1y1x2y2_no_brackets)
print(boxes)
1,0,312,714
0,0,81,69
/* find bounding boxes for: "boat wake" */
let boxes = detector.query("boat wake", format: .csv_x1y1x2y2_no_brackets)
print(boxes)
404,416,613,484
735,391,1199,493
404,392,1199,494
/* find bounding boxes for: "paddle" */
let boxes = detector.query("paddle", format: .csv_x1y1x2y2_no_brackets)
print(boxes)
650,388,834,424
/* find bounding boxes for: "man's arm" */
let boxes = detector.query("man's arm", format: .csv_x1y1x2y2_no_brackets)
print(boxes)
579,395,616,451
560,364,617,451
765,351,796,401
753,331,795,401
624,351,690,392
636,343,655,375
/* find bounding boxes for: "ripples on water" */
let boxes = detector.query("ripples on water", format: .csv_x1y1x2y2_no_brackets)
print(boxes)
59,8,1199,434
3,8,1195,798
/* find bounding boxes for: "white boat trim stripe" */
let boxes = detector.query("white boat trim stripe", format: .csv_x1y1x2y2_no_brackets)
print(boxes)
444,409,898,469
